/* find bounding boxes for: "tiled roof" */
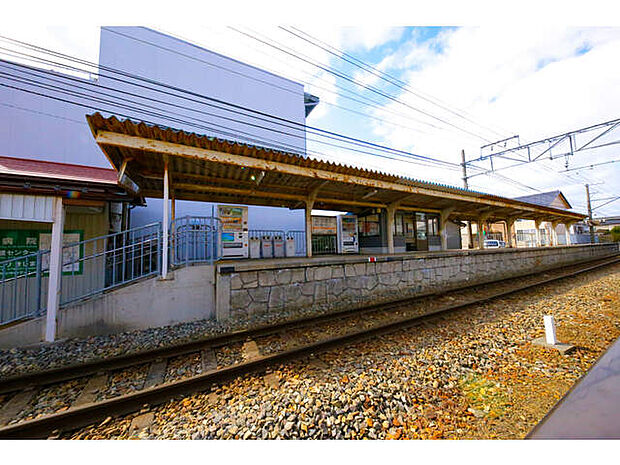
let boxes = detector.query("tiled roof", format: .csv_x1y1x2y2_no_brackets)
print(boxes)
0,156,118,185
514,190,571,210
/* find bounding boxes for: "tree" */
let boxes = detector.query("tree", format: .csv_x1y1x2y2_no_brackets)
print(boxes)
611,226,620,242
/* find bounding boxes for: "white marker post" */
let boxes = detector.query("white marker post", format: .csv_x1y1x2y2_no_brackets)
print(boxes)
544,315,557,345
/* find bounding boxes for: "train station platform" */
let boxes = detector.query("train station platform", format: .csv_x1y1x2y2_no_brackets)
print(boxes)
529,335,620,439
218,243,619,322
1,243,617,349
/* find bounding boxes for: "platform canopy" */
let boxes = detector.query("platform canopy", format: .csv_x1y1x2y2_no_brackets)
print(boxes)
86,113,586,224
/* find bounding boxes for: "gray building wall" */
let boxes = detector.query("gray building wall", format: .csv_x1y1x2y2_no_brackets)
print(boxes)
0,26,308,230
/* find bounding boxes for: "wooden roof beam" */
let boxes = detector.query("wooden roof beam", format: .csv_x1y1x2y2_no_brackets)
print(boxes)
95,131,584,221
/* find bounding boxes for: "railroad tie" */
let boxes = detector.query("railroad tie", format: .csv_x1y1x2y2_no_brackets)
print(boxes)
72,374,108,407
242,340,261,361
0,389,36,427
129,412,155,435
201,349,217,372
143,359,168,389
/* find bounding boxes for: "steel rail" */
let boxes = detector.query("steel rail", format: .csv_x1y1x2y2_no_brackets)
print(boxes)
0,254,616,395
0,254,617,439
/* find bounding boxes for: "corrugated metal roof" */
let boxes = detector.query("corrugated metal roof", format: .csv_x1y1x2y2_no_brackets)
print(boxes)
86,113,587,221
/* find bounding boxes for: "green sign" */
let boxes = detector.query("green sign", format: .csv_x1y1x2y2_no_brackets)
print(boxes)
0,230,84,277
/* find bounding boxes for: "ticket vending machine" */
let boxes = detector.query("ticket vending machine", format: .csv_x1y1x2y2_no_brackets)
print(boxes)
218,205,249,259
337,215,359,254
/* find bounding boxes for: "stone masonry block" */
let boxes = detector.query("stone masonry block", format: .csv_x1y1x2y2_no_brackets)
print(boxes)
313,266,333,281
240,271,258,288
268,286,285,309
258,270,276,286
248,287,270,303
332,266,344,279
300,282,315,296
362,274,378,291
284,284,302,304
275,269,293,285
314,281,328,302
231,289,251,311
230,273,243,291
291,268,306,283
327,279,345,298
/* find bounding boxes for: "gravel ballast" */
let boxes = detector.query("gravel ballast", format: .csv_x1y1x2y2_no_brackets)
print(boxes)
63,262,620,439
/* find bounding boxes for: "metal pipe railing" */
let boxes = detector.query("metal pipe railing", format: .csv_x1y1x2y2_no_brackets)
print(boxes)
0,249,47,325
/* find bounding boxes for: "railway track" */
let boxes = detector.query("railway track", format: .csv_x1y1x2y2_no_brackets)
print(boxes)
0,255,617,439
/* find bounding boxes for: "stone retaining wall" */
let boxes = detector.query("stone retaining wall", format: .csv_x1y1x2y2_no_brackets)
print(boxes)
225,243,619,321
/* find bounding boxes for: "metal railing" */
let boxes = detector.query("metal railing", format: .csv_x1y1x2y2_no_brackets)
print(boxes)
312,235,337,255
0,217,308,324
287,230,306,256
0,250,48,325
60,223,161,307
171,216,221,266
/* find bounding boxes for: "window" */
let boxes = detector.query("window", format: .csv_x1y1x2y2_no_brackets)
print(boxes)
415,213,427,240
394,213,404,235
359,214,380,237
404,215,415,238
427,215,439,236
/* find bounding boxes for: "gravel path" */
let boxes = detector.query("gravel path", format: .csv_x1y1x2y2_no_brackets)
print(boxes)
65,262,620,439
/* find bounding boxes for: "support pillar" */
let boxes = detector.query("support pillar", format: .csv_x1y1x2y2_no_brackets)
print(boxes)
564,222,572,246
305,200,314,258
45,197,65,343
303,182,326,258
440,207,455,251
386,203,397,254
534,219,542,247
170,188,176,264
162,159,169,279
505,217,517,248
476,220,484,249
551,221,560,246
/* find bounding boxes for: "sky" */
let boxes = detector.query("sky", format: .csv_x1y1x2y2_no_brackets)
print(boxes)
0,17,619,217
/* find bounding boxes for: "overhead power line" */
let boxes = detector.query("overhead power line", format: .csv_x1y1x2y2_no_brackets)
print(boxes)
280,25,508,140
0,43,466,171
228,26,497,143
0,32,542,194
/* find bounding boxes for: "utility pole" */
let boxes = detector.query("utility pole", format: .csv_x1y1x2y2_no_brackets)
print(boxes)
585,184,595,244
461,149,474,248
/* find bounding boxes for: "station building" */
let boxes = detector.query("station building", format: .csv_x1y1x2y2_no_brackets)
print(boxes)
1,27,617,349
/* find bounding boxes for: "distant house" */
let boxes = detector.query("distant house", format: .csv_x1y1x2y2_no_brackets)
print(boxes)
512,191,589,246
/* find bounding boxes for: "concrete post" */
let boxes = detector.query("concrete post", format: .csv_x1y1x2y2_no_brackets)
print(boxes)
564,222,572,246
551,221,560,246
305,200,314,258
505,218,516,248
45,197,65,342
440,207,454,250
476,219,484,249
534,219,542,247
162,160,169,279
386,205,396,254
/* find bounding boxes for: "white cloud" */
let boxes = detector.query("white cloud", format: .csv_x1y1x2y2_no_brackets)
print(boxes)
360,26,620,215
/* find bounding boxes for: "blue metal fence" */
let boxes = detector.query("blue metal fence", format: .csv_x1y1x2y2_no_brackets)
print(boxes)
60,222,162,307
0,249,48,325
286,230,306,256
171,216,221,266
0,217,306,325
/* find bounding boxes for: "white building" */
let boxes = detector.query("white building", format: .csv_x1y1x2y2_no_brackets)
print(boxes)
0,26,317,230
